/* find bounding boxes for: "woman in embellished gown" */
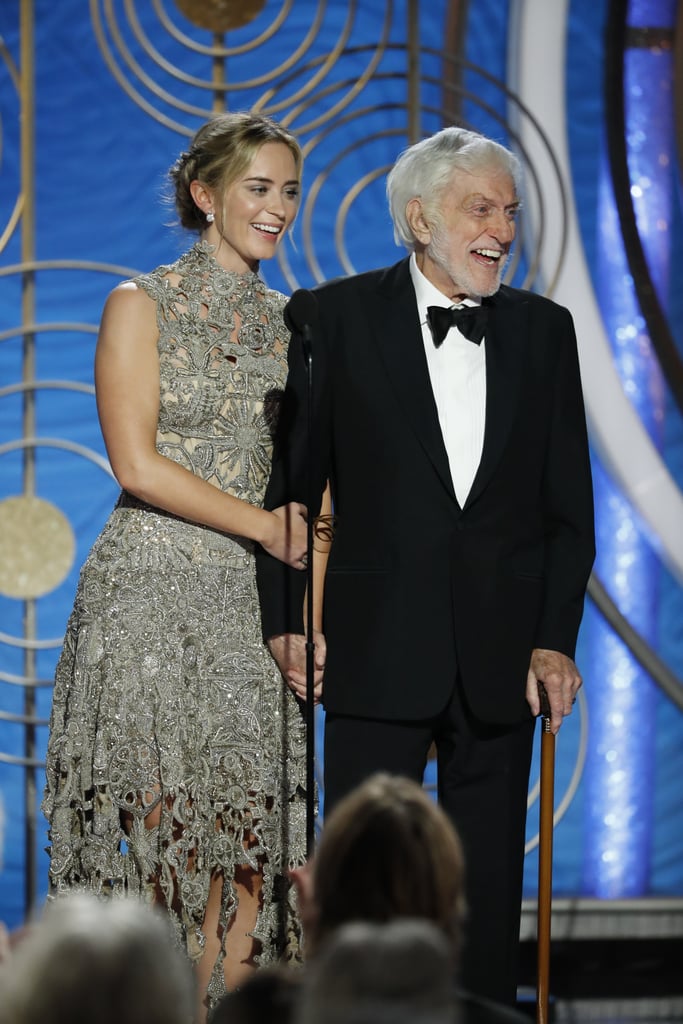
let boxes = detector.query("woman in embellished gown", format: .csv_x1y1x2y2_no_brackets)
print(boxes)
42,113,318,1019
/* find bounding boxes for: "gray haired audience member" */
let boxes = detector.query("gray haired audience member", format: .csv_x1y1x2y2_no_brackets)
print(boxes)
0,892,195,1024
295,919,457,1024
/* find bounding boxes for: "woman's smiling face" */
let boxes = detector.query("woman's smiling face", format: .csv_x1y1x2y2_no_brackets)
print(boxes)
209,141,300,273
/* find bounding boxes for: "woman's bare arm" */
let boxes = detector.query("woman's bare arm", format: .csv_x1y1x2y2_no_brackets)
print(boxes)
95,282,307,567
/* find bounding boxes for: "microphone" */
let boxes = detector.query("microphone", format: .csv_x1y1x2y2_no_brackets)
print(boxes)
284,289,319,856
285,288,318,361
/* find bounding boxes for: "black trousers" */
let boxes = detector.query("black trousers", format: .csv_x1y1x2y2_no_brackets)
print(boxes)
323,677,537,1008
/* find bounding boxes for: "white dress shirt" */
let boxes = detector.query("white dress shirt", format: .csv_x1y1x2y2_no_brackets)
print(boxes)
409,253,486,508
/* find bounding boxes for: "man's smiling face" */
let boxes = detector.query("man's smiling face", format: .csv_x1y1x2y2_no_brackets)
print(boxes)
418,168,520,300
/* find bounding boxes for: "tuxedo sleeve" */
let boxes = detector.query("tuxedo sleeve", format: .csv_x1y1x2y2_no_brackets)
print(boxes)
534,307,595,655
255,295,332,640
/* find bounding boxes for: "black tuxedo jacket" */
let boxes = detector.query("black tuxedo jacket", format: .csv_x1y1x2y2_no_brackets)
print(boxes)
256,258,595,726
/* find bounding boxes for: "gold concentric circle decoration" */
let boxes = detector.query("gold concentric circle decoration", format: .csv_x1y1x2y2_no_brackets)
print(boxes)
0,27,22,256
172,0,267,33
89,0,390,133
270,55,567,295
87,5,566,294
0,260,129,656
0,496,75,600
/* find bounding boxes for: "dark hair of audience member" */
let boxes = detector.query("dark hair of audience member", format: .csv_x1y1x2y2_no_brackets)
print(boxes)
208,965,300,1024
307,773,466,961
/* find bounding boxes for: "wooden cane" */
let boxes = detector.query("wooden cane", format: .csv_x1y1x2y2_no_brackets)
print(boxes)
536,684,555,1024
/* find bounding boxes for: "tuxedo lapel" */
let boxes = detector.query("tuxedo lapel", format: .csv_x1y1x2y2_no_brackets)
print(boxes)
465,287,529,508
367,260,457,501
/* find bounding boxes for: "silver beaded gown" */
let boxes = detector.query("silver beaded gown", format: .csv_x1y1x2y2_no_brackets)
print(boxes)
42,242,308,999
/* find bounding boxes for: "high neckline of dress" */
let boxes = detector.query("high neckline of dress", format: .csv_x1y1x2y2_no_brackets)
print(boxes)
191,240,263,285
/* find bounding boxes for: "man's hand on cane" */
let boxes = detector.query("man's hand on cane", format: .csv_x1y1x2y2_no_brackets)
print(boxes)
526,647,582,735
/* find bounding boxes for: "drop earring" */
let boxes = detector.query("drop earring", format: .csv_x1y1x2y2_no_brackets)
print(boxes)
206,211,215,223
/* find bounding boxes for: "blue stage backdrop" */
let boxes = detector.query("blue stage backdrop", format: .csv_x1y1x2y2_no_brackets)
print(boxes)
0,0,681,928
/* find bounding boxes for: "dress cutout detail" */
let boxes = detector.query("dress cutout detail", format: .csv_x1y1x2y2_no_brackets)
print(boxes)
42,242,308,1002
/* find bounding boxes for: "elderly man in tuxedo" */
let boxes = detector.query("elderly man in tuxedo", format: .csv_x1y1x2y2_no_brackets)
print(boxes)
256,126,595,1007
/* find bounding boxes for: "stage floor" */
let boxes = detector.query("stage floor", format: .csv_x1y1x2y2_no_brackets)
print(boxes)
517,903,683,1021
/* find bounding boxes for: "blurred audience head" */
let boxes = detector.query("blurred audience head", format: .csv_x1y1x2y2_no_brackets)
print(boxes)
302,772,466,960
0,892,194,1024
295,918,457,1024
208,964,300,1024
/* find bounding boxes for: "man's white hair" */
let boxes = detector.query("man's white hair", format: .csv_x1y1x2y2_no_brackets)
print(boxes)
386,126,522,250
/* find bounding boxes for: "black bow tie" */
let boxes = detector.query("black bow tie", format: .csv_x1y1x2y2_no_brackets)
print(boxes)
426,304,488,347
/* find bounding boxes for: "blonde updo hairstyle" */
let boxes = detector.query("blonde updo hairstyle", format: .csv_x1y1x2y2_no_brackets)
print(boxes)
169,112,303,232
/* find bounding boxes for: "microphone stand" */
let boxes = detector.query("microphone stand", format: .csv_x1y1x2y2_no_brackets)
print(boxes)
301,322,316,858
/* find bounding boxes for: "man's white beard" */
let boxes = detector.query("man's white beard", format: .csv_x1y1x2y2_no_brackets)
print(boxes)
427,229,507,299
